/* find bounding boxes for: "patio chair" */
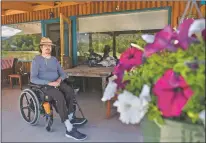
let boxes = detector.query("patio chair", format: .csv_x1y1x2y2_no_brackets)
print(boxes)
8,60,30,90
19,77,86,132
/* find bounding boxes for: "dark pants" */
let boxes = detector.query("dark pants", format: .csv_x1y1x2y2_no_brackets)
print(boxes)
42,82,75,123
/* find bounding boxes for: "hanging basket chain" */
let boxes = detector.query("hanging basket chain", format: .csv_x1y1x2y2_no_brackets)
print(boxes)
179,0,203,25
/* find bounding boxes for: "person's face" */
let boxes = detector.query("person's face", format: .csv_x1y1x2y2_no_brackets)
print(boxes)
41,44,52,55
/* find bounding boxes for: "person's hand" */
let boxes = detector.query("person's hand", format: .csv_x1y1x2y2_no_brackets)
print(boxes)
56,78,62,84
48,81,60,87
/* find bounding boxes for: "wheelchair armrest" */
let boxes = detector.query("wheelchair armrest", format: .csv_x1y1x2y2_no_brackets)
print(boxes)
28,83,43,89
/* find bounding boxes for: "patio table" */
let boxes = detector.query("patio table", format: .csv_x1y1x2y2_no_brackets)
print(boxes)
64,65,113,94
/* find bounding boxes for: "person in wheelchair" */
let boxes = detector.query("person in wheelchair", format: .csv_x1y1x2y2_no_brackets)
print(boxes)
30,37,87,140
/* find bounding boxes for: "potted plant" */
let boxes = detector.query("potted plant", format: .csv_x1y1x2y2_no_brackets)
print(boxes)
101,18,205,142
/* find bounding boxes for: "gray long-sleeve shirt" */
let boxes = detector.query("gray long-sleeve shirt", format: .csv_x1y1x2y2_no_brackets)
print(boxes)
30,55,67,85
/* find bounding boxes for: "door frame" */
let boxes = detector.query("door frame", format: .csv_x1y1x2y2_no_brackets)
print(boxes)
59,13,72,66
40,16,73,66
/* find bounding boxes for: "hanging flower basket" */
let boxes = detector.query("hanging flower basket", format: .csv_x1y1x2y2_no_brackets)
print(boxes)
140,118,205,142
101,18,206,142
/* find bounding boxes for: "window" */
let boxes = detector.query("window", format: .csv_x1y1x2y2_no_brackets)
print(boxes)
1,22,41,61
76,8,169,62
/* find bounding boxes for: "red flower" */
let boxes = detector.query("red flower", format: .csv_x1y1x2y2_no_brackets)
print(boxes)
153,69,194,117
119,46,143,70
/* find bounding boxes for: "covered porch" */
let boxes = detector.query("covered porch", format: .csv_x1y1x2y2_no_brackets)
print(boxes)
1,86,143,142
1,1,205,142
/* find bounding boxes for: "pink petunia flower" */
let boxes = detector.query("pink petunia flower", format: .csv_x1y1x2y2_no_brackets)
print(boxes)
143,26,176,57
119,46,143,71
174,18,198,50
202,28,206,41
153,69,194,117
113,63,129,89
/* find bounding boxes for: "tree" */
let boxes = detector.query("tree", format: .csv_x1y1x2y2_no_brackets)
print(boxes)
21,43,27,51
2,41,11,51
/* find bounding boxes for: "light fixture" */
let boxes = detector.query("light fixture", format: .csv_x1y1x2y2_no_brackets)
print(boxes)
116,5,120,11
49,12,54,19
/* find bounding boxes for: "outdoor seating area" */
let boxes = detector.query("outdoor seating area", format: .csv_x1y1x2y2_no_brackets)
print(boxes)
1,0,205,142
1,58,31,89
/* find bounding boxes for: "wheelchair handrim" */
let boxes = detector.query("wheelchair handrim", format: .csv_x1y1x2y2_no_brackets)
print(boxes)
19,89,40,125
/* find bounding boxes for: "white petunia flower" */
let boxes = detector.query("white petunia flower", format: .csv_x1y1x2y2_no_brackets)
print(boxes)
113,85,151,124
108,75,117,82
141,34,155,43
188,19,205,37
199,110,205,127
139,84,151,102
131,43,144,51
101,78,117,102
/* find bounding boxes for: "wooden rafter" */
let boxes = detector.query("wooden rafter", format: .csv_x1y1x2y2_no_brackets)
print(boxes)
32,5,53,11
1,1,90,16
34,2,55,6
2,2,33,12
2,10,25,16
56,1,88,7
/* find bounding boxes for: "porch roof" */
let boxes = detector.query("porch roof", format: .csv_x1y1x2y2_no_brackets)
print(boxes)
1,1,89,16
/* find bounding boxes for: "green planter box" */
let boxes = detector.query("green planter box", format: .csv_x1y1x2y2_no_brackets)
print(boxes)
140,118,205,142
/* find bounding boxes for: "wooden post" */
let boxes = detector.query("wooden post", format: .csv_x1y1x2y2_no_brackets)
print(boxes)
89,33,92,49
112,32,116,57
60,13,64,67
69,22,72,58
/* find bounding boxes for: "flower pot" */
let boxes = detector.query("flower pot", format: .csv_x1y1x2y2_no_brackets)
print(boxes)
140,118,205,142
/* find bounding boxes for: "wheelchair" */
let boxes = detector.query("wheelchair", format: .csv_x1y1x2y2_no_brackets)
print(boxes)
19,77,85,132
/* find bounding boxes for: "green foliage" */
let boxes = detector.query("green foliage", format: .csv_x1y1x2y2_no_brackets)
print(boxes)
124,41,205,125
2,34,41,51
78,32,147,58
173,42,205,123
136,33,147,48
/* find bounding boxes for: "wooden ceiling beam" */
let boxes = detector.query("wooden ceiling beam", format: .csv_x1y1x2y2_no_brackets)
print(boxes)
3,10,25,16
32,5,53,11
56,1,85,7
35,2,55,7
2,2,33,12
1,1,91,16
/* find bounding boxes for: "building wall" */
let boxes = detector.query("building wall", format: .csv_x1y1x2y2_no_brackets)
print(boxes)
2,1,204,27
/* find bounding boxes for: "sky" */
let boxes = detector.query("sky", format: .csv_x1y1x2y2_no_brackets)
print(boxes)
1,26,22,37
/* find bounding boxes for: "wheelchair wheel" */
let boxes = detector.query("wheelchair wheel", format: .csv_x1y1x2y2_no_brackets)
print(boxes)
19,89,40,126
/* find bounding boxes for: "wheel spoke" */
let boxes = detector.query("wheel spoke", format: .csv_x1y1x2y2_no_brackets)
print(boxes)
24,93,30,105
27,108,31,121
22,106,29,110
29,107,35,113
